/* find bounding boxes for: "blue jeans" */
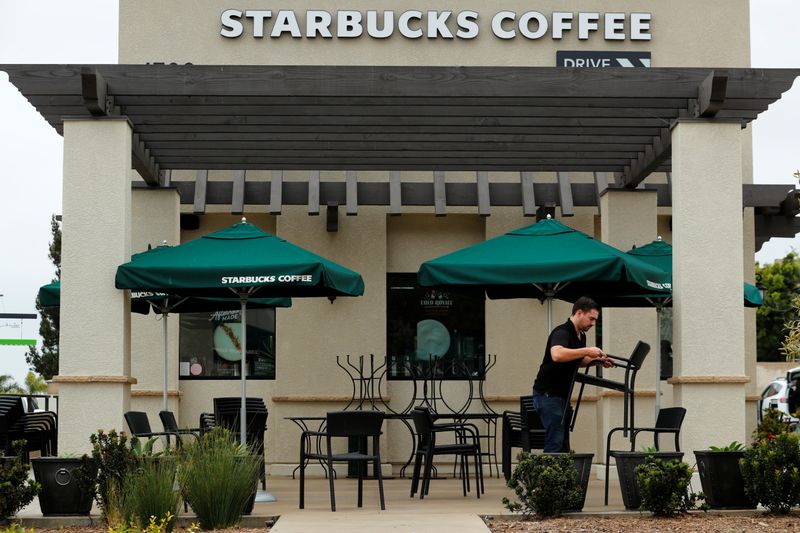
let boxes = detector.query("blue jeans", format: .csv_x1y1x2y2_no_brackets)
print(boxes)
532,391,567,453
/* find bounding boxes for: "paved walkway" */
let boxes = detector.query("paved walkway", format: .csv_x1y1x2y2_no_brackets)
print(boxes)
18,469,632,531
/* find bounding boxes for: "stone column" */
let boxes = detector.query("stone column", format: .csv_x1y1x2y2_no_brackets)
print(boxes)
599,189,658,460
130,188,181,422
55,118,134,454
670,119,748,459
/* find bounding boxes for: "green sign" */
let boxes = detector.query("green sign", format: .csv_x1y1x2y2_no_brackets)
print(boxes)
0,339,36,346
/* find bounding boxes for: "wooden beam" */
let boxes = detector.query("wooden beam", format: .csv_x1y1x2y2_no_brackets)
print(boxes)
593,172,609,215
476,171,491,216
326,201,338,232
269,170,283,215
557,172,574,216
520,171,536,217
193,170,208,214
131,133,161,186
80,68,108,116
231,170,245,215
346,170,358,216
389,170,402,215
308,170,320,215
618,127,672,188
433,171,446,216
697,70,728,117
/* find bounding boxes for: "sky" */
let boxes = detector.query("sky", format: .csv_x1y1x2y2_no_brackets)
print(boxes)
0,1,798,386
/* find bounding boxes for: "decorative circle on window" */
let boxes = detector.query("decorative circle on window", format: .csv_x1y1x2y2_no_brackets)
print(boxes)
416,319,451,361
213,322,243,361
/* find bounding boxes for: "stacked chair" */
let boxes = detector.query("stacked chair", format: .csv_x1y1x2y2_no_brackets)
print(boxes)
0,395,58,460
501,395,546,481
213,397,268,490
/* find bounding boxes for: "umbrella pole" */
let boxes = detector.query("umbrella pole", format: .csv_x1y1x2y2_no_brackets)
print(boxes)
240,297,248,447
655,305,662,419
163,312,169,413
547,296,553,333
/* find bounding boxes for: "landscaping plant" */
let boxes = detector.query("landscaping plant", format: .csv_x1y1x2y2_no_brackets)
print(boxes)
120,456,180,532
79,429,137,526
178,427,261,530
635,456,703,517
708,441,744,452
502,451,582,518
740,431,800,513
0,441,40,523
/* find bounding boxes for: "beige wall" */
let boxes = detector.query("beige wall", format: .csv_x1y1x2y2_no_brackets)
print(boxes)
119,0,749,67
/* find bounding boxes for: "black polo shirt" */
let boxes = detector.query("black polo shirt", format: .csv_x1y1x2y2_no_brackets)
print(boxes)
532,318,586,399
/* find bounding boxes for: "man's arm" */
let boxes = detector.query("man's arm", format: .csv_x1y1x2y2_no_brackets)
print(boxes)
551,345,605,363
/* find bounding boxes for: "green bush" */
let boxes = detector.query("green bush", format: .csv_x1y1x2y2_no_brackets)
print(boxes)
635,456,702,517
81,429,137,526
739,432,800,514
120,457,180,532
502,452,581,518
178,427,260,530
0,442,40,522
753,408,792,443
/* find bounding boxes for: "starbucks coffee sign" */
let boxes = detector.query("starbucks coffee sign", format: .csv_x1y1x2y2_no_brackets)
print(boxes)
220,9,652,41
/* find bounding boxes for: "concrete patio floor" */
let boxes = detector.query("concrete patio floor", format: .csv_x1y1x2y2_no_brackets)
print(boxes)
17,470,634,531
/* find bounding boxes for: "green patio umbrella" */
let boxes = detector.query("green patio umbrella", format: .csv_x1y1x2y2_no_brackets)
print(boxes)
418,217,671,332
115,218,364,446
37,279,291,411
594,237,763,415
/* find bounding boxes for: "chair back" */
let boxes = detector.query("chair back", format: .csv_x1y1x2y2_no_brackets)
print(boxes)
326,410,385,437
124,411,153,435
628,340,651,369
655,407,686,431
159,410,179,433
410,406,436,435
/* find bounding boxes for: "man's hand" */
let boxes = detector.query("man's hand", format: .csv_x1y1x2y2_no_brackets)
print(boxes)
598,356,614,368
585,346,605,359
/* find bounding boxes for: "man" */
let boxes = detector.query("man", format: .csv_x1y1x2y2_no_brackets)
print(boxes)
532,296,611,452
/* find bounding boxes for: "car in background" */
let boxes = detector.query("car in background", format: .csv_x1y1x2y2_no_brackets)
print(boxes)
758,368,800,424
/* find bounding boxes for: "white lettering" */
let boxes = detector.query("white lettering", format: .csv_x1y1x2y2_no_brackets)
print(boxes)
456,11,479,39
398,10,423,38
220,10,243,38
604,13,625,40
578,12,599,40
631,13,652,40
427,11,453,39
518,11,548,40
306,10,333,38
552,12,573,39
271,10,301,38
367,10,393,38
491,11,516,39
245,10,271,38
337,10,363,38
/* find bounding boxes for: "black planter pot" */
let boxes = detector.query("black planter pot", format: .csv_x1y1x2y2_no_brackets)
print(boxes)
612,451,683,510
32,457,97,516
544,452,594,511
695,450,756,509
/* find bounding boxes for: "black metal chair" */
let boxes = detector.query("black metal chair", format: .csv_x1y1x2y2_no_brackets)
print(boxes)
410,406,483,499
299,410,386,512
501,396,546,481
159,410,201,446
604,406,687,505
571,340,650,437
213,399,269,490
124,411,180,448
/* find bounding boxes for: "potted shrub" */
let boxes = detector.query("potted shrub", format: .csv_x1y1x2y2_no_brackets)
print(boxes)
503,451,584,518
635,455,704,517
612,447,683,510
120,455,180,532
739,409,800,514
545,452,594,511
31,454,98,515
0,441,40,524
178,427,260,530
694,441,756,509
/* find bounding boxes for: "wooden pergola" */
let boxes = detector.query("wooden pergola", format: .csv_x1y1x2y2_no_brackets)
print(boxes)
2,64,798,243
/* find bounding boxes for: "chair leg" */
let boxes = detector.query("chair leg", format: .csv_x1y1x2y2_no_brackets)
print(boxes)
299,452,306,509
375,453,386,510
327,456,336,512
460,455,468,497
475,449,484,495
357,460,364,508
410,452,423,497
421,449,434,499
604,456,610,506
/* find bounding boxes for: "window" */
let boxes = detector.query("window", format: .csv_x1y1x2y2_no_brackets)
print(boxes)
387,273,485,380
179,308,276,380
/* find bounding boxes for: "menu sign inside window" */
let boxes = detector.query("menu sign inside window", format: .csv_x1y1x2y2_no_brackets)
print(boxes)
220,10,652,42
